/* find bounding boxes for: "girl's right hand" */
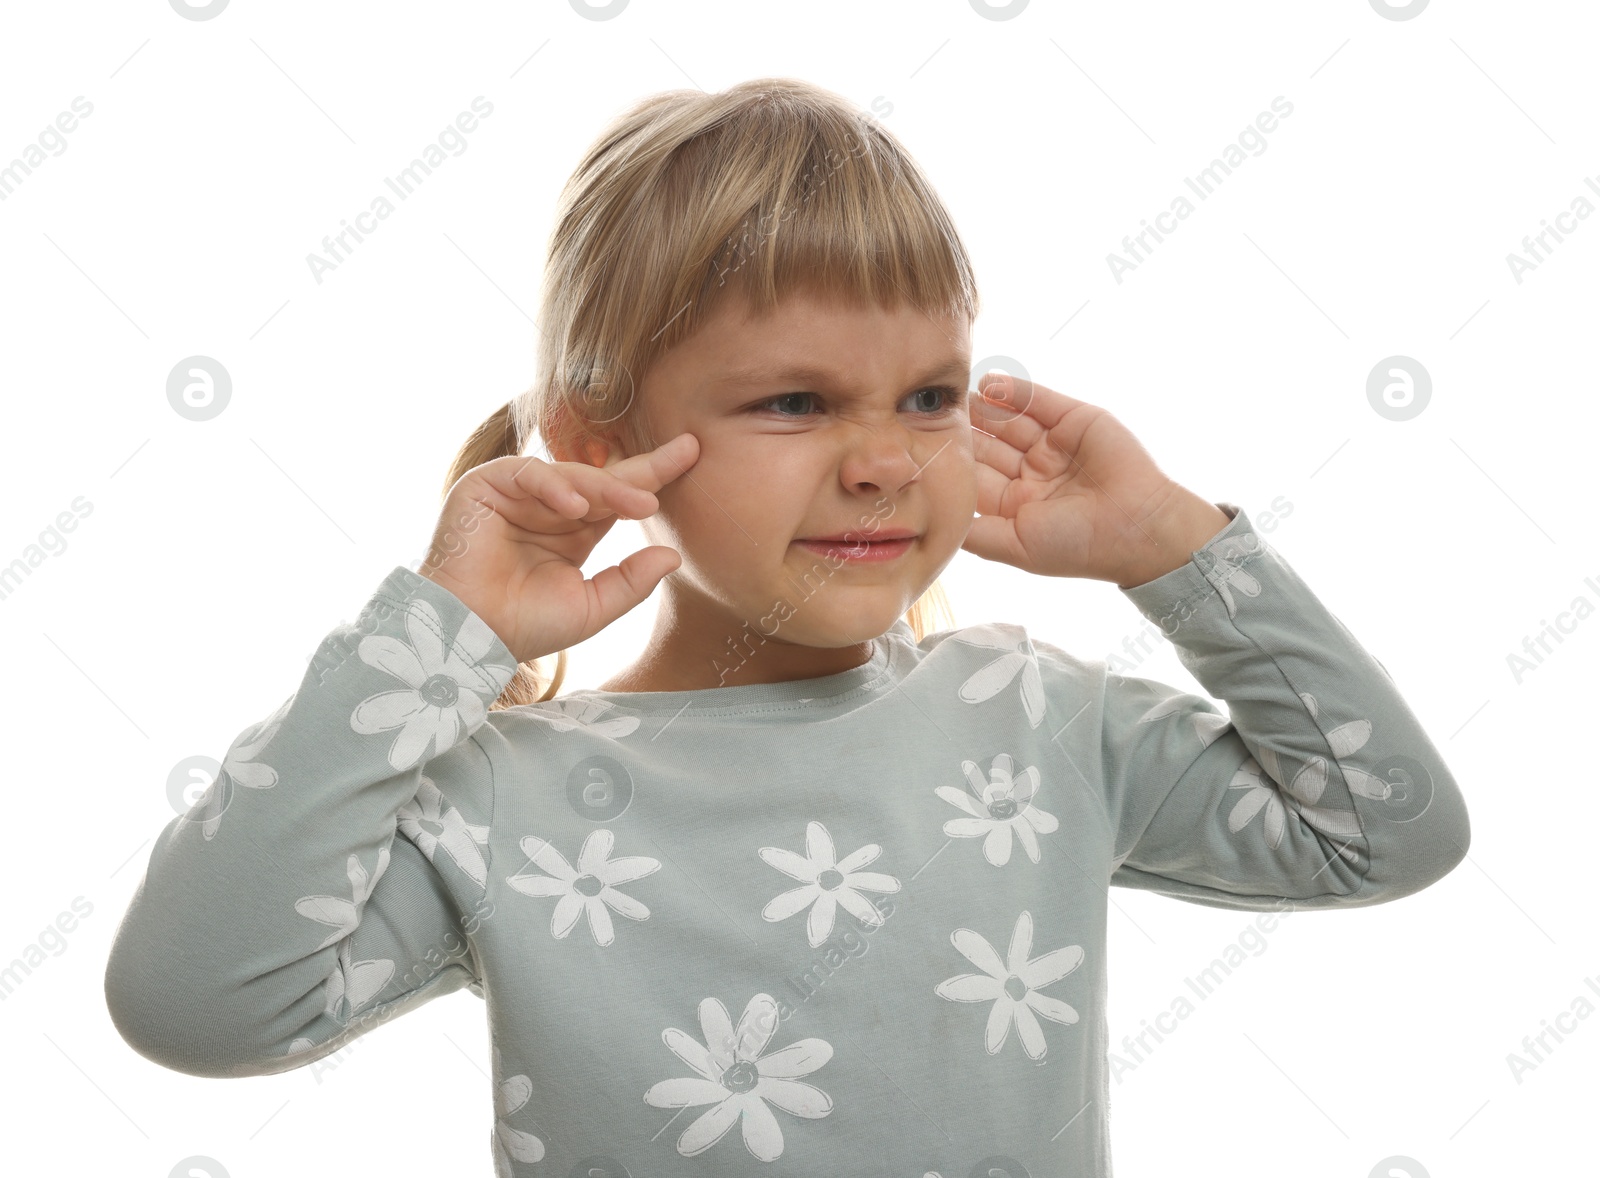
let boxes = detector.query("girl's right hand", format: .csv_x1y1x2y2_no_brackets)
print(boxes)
416,432,700,666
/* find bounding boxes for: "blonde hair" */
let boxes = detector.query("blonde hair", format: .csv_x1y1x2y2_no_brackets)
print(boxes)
441,77,981,709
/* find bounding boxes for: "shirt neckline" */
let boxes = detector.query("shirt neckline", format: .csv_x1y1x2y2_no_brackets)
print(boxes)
560,622,908,716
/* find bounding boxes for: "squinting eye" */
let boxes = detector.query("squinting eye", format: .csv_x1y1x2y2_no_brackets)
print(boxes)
908,386,964,414
756,392,817,417
752,387,965,418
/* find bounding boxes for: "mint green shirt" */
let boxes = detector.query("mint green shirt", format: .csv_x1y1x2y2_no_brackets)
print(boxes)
104,503,1470,1176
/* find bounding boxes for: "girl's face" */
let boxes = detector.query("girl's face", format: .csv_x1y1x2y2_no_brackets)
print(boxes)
603,288,977,677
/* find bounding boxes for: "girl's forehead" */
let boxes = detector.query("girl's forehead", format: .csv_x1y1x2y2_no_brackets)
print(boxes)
703,299,969,355
644,294,970,395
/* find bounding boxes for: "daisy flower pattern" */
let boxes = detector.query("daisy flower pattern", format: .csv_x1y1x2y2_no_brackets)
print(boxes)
935,911,1082,1060
505,829,660,946
1135,689,1231,751
293,848,395,1022
527,695,641,738
1297,694,1399,803
953,624,1046,728
759,821,901,948
349,597,515,772
321,936,395,1023
492,1045,547,1176
1196,533,1264,619
397,773,490,890
185,693,293,841
1227,742,1364,865
936,753,1059,866
644,992,833,1162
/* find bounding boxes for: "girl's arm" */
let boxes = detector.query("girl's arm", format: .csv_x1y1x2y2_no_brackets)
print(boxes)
103,566,516,1077
1044,504,1470,910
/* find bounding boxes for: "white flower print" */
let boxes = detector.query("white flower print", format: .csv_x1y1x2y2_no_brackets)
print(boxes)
953,624,1046,728
936,753,1060,867
185,693,293,841
293,848,395,1022
1298,694,1397,802
1199,533,1263,619
1229,697,1390,866
935,910,1082,1061
397,773,490,889
530,695,641,738
349,597,515,772
759,821,901,948
322,936,395,1022
1136,690,1231,750
644,992,833,1162
1227,746,1364,864
492,1044,546,1176
295,847,389,950
506,829,660,946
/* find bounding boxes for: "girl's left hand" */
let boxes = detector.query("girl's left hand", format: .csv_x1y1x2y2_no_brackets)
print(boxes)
962,373,1200,586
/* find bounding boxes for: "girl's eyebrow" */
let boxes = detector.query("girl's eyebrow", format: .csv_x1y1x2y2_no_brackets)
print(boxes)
710,357,970,390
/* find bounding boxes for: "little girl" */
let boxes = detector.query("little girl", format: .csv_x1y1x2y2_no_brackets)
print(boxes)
104,78,1470,1177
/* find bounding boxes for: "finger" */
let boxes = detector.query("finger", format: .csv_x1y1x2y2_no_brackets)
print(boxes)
492,454,595,520
971,459,1012,519
604,431,701,495
970,386,1046,452
580,544,681,638
559,461,661,521
961,511,1026,570
544,432,701,527
980,373,1089,422
970,426,1024,480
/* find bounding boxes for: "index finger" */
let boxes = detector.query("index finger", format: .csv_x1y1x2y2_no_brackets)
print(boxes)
605,431,700,493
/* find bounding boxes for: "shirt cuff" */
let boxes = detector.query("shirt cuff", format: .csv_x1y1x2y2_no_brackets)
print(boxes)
1117,501,1249,623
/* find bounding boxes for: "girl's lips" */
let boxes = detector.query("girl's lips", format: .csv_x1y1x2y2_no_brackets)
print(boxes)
794,536,914,562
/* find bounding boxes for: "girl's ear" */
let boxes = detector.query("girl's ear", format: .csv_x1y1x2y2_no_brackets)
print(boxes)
547,399,619,467
549,434,612,467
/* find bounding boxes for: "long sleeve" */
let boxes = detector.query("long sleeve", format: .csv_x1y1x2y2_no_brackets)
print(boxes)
104,566,517,1078
1038,502,1470,913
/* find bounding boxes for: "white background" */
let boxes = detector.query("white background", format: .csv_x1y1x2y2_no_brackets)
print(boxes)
1,2,1593,1176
